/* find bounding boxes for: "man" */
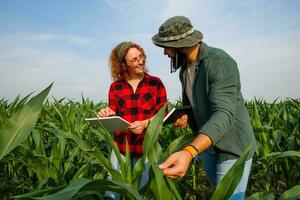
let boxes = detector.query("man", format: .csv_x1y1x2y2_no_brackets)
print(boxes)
152,16,257,199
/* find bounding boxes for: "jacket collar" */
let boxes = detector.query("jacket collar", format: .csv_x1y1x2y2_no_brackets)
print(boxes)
196,41,210,63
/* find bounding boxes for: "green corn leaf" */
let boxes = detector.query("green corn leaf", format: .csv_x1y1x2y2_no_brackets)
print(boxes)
90,151,124,182
71,163,91,181
267,151,300,159
15,178,142,200
166,178,182,200
279,185,300,200
125,138,132,184
95,128,126,179
31,129,44,155
45,128,92,151
132,157,146,190
211,143,253,200
13,185,67,199
46,127,123,181
50,142,61,175
245,191,275,200
148,142,174,199
143,103,167,157
162,134,194,160
80,179,142,200
0,83,52,160
30,178,91,200
252,100,262,129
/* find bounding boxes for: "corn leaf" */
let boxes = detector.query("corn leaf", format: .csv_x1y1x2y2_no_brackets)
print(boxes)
132,104,167,189
148,142,174,199
211,143,253,200
142,103,167,157
46,127,123,181
95,128,127,180
252,99,262,129
132,157,145,190
279,185,300,200
80,179,142,200
13,185,67,199
245,191,275,200
15,178,142,200
0,83,52,160
162,133,194,160
267,151,300,159
125,138,132,184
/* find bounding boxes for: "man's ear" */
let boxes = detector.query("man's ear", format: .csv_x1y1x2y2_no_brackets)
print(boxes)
179,47,188,55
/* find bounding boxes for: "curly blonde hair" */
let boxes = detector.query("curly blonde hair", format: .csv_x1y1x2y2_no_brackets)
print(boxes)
109,42,148,81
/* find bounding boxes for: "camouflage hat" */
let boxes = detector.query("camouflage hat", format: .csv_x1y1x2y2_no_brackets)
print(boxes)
152,16,203,48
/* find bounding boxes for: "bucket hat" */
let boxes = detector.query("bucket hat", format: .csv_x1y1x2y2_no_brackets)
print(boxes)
152,16,202,48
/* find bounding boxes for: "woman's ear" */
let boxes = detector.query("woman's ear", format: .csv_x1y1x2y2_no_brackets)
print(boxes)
121,62,127,72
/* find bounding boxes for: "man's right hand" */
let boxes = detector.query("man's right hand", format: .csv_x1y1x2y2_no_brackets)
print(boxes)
174,114,188,128
97,107,116,118
158,150,193,179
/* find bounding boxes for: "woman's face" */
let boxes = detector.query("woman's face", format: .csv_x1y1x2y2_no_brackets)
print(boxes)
124,47,145,77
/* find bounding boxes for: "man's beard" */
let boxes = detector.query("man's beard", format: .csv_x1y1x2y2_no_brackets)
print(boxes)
170,50,186,73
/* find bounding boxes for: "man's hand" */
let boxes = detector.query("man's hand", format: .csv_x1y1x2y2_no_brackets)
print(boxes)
129,119,148,134
174,114,188,128
97,107,116,118
158,150,193,179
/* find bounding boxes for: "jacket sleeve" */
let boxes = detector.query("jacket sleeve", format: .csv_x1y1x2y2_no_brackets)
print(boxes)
199,55,239,144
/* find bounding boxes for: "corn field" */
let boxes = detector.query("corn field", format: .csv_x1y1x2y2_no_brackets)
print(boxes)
0,85,299,199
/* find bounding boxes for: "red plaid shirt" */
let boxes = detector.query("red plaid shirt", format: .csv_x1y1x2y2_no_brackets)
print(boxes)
108,73,167,158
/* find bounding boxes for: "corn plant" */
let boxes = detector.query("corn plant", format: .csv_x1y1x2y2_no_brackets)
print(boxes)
13,101,257,200
247,98,300,197
0,84,52,198
1,93,300,199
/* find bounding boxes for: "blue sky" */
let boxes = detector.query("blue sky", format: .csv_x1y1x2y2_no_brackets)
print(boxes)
1,0,300,102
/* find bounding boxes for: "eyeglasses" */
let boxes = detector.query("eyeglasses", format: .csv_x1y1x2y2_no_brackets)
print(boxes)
127,55,145,64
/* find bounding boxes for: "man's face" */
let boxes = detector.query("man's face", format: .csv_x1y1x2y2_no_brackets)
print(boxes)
124,47,145,76
164,47,186,73
164,47,176,58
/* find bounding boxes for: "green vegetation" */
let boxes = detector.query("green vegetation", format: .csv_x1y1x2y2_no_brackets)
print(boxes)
0,85,299,199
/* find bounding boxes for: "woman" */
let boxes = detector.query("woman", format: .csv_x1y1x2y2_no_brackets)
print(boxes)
97,41,167,197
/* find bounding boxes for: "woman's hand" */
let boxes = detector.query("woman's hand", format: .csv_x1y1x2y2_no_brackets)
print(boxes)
174,114,188,128
129,119,149,134
97,107,116,118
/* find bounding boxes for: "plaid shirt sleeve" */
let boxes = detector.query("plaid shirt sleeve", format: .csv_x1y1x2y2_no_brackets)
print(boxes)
155,78,167,113
108,83,117,112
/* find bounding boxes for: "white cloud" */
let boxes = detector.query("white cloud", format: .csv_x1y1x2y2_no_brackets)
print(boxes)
30,33,63,41
160,0,198,19
68,36,93,45
13,33,95,46
0,34,110,102
227,30,300,101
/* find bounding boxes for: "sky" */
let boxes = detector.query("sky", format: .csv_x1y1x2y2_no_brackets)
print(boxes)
0,0,300,103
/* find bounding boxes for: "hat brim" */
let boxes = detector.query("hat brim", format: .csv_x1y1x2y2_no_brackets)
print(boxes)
152,30,203,48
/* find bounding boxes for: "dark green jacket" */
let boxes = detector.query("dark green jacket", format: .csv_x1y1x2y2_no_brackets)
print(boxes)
179,42,257,162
